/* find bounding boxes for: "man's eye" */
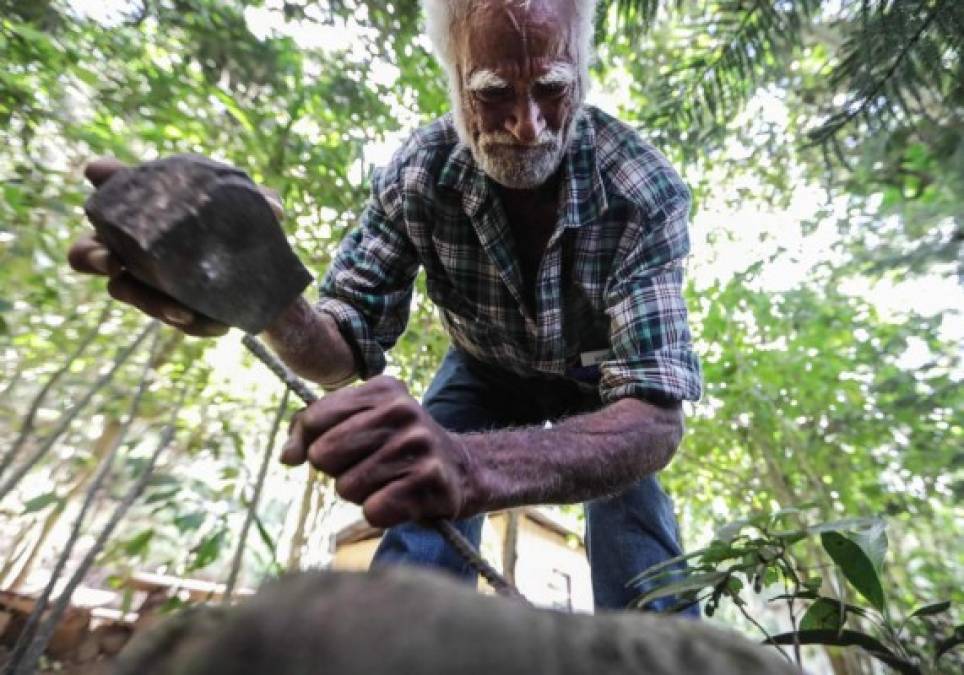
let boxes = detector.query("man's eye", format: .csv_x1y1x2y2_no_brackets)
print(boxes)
474,87,513,103
533,82,568,99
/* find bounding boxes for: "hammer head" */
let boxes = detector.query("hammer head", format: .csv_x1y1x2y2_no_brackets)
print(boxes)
85,155,313,334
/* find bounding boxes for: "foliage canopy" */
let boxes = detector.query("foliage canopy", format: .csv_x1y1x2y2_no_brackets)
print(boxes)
0,2,960,671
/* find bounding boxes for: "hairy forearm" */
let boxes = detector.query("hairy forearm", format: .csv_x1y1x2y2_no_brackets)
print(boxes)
459,398,683,515
261,297,358,387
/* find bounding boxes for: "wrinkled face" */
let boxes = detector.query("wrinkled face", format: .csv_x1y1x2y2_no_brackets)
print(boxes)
454,0,581,189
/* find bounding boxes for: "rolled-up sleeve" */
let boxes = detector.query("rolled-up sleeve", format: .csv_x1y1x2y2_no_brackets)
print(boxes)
600,194,702,404
317,166,419,379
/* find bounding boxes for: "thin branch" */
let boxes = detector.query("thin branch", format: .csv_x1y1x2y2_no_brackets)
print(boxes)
9,421,123,589
241,334,521,598
780,556,803,666
2,325,161,673
287,466,318,571
241,334,318,405
0,320,157,502
0,367,23,400
223,387,290,603
0,302,112,482
11,384,186,675
739,597,795,666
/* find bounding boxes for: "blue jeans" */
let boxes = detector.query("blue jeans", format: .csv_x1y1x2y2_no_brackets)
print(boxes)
372,348,695,614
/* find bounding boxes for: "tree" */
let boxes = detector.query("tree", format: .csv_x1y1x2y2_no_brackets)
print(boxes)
0,4,959,672
598,0,963,277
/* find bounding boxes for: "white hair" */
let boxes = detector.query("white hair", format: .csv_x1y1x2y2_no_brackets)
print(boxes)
422,0,598,139
423,0,597,77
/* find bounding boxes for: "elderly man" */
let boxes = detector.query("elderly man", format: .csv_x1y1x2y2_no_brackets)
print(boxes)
69,0,701,611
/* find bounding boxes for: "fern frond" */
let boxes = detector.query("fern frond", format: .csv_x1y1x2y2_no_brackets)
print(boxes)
806,0,963,145
607,0,820,158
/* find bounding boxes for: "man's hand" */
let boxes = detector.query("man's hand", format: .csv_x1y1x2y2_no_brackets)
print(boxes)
68,157,282,337
280,376,477,528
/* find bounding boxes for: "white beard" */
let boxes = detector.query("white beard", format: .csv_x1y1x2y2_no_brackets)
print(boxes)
473,128,569,189
450,84,582,189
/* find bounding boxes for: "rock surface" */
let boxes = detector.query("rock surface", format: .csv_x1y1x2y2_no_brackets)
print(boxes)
113,567,798,675
85,154,312,334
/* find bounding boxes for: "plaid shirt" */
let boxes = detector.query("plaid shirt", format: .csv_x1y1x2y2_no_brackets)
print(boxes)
317,106,702,404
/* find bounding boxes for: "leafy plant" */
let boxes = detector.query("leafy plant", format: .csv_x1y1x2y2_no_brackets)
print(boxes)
631,510,962,673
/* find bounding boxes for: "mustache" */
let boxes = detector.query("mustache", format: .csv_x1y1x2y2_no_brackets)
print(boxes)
478,129,560,148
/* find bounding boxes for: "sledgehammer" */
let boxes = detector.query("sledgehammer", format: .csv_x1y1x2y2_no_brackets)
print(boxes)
83,155,521,599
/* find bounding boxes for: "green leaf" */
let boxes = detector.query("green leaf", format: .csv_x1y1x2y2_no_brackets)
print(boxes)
211,87,256,134
148,473,180,488
845,519,888,571
907,600,950,620
715,517,753,542
174,511,206,532
144,488,180,504
10,23,58,51
699,540,742,564
120,587,135,615
22,492,60,513
770,529,807,545
765,630,920,675
770,592,869,619
768,503,819,524
190,529,228,570
935,625,963,662
160,596,188,614
252,512,277,555
632,571,729,609
123,529,154,556
627,549,707,586
800,598,845,631
809,517,887,556
820,530,886,611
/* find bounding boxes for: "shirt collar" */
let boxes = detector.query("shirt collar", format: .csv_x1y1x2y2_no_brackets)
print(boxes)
558,108,608,228
437,107,608,225
437,142,489,218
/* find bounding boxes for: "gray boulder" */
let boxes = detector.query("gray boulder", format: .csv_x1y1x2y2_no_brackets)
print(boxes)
114,566,797,675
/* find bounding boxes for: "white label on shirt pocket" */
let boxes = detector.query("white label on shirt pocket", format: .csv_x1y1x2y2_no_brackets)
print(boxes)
580,349,610,367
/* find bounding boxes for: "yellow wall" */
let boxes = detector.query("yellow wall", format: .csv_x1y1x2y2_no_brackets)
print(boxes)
332,537,380,571
483,512,593,612
330,511,593,612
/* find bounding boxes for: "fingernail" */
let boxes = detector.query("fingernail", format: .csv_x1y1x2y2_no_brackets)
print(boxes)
163,307,194,326
89,249,111,274
279,443,299,464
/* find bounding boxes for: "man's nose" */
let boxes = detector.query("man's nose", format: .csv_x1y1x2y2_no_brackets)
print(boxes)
505,97,546,144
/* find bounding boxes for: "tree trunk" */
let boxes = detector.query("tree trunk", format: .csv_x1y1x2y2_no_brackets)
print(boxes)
0,302,111,483
502,509,520,586
0,365,23,401
0,520,34,586
7,419,122,589
2,327,160,670
0,319,156,501
287,468,318,571
224,389,289,603
9,393,183,675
